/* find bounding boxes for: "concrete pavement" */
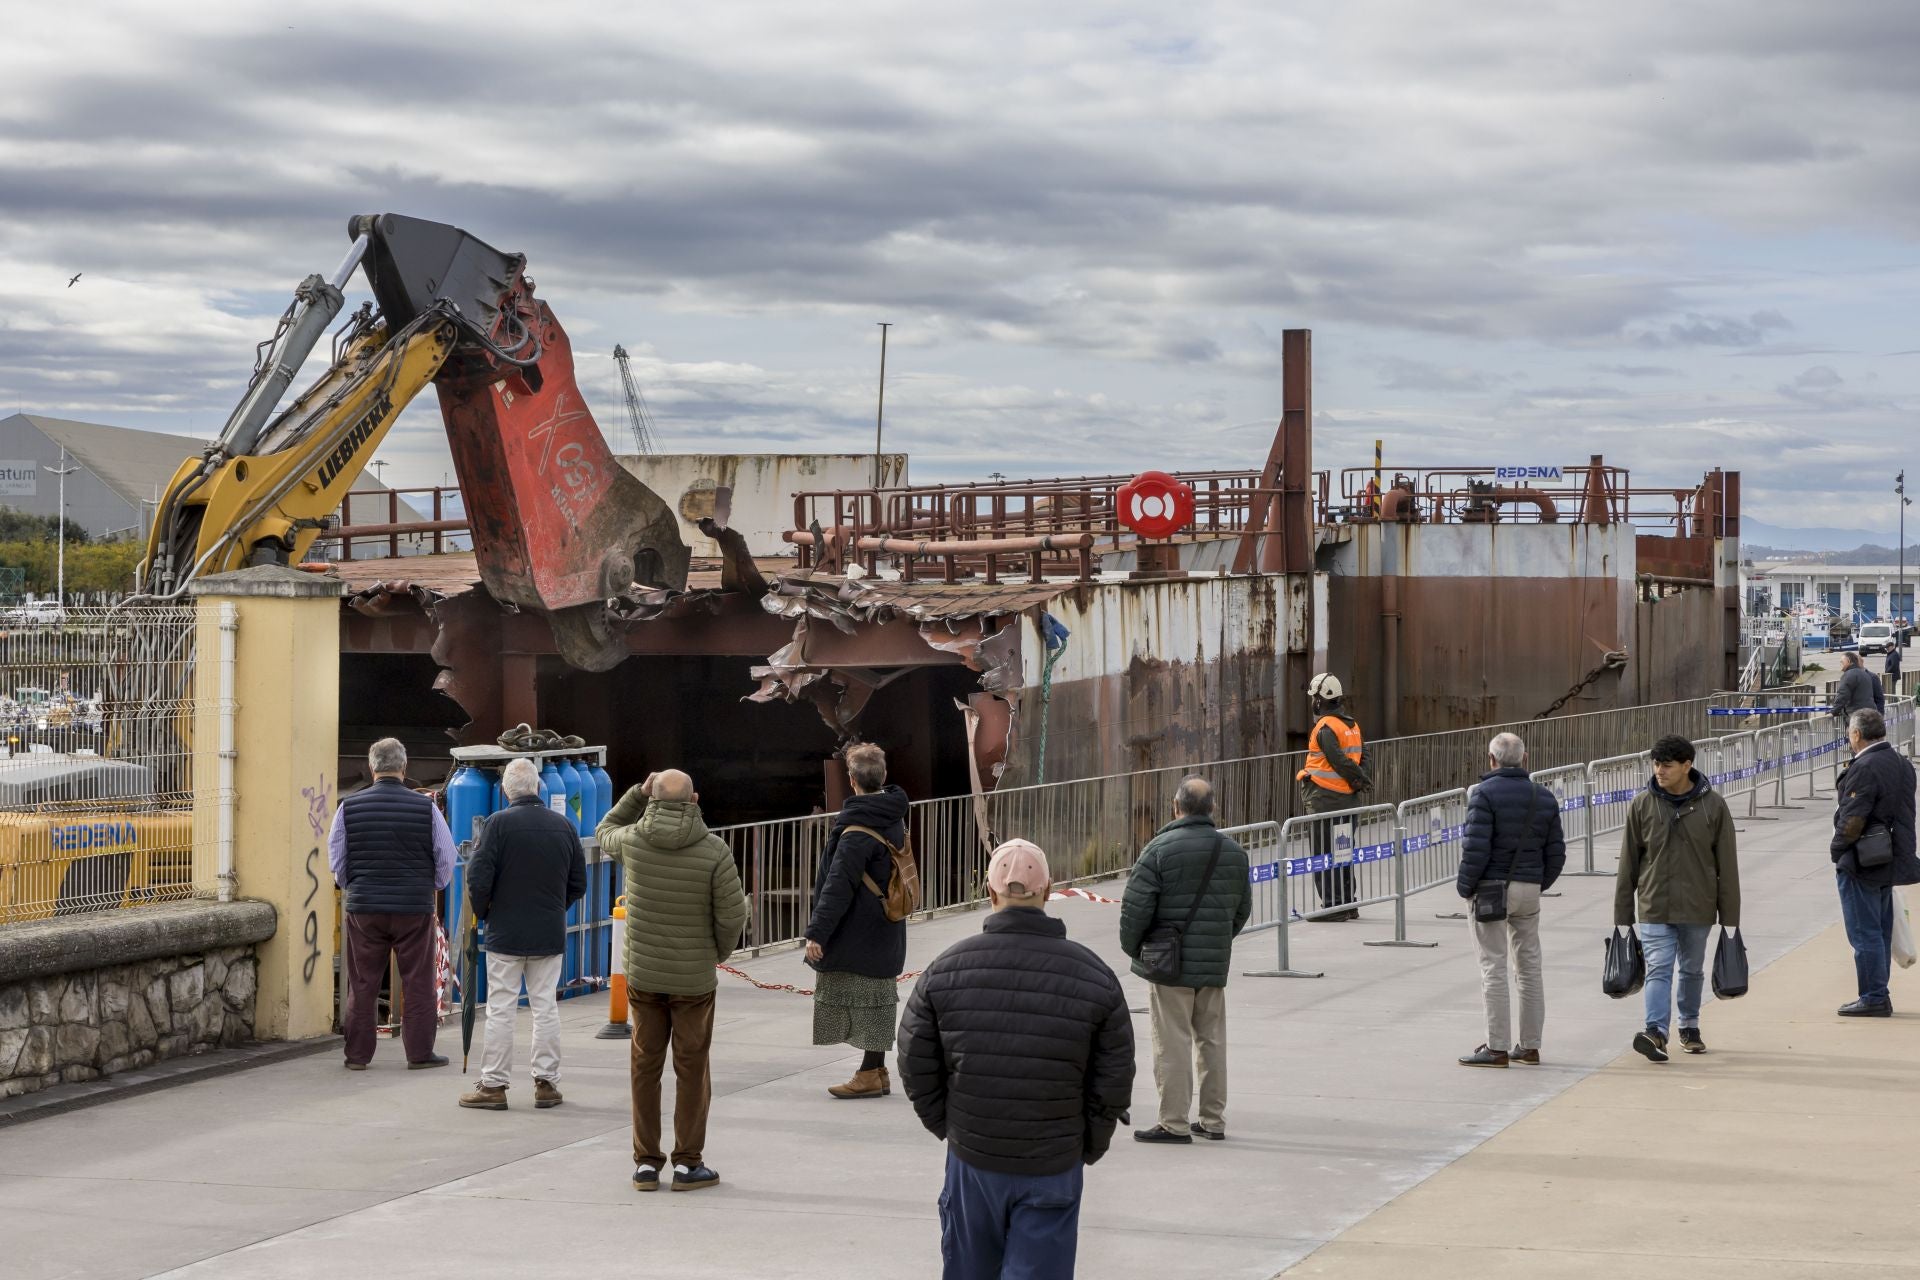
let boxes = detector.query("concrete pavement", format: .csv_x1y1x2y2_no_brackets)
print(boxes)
1,779,1900,1280
1283,920,1920,1277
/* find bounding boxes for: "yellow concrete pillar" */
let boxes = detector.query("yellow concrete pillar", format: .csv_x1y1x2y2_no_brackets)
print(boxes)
190,565,344,1041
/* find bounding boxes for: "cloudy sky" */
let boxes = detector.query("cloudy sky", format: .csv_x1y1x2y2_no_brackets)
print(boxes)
2,1,1915,532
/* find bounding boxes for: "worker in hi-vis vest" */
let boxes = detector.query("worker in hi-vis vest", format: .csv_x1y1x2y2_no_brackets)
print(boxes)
1294,673,1373,921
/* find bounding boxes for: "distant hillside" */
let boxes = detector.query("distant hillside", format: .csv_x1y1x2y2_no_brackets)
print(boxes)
1745,518,1919,555
1748,544,1920,567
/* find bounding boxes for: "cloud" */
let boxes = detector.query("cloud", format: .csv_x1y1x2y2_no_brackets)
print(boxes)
0,0,1917,527
1373,356,1508,393
1631,310,1793,349
1590,364,1681,378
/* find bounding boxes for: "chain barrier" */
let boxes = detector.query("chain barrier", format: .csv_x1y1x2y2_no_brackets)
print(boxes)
716,962,927,998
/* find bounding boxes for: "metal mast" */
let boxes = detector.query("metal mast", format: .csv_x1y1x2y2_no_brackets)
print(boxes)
612,345,658,455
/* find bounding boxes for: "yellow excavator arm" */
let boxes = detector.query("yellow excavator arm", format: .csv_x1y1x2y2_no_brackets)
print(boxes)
143,318,454,582
139,214,688,670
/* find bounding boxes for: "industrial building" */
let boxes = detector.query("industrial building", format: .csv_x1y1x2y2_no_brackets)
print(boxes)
1745,562,1915,622
0,412,429,550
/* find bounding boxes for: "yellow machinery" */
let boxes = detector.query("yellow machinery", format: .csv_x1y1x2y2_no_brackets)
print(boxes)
0,810,193,925
141,212,688,671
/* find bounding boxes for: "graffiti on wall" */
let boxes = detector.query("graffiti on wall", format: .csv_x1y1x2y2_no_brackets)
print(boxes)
299,775,332,983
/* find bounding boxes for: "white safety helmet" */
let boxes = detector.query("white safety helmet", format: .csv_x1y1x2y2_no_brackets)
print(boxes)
1308,672,1343,701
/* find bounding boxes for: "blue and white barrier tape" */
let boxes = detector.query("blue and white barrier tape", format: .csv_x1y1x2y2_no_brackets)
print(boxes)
1707,707,1830,715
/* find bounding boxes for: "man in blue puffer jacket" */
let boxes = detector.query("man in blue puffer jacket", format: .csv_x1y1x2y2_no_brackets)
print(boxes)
1455,733,1566,1068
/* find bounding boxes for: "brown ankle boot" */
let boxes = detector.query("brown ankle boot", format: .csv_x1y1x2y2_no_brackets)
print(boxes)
458,1084,509,1110
827,1067,890,1099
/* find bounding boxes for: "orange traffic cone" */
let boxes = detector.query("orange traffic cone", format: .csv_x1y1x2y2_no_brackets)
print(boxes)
595,903,631,1040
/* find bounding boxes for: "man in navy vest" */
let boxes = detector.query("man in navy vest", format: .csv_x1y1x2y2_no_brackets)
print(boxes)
329,738,458,1070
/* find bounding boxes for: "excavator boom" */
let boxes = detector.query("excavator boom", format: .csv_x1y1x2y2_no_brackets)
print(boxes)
141,214,687,670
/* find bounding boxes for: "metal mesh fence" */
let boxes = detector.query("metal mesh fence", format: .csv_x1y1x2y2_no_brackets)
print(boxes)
0,605,225,923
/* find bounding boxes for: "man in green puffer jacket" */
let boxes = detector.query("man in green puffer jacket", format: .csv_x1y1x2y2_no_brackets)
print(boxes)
1119,776,1252,1145
597,769,747,1194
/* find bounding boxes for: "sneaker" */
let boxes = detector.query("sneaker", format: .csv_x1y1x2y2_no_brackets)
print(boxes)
632,1164,660,1193
407,1054,450,1070
1677,1028,1706,1054
534,1079,563,1109
458,1085,508,1111
671,1163,721,1191
1133,1126,1193,1144
1189,1123,1225,1141
1632,1026,1669,1063
343,1060,369,1072
1457,1044,1510,1068
1511,1048,1541,1065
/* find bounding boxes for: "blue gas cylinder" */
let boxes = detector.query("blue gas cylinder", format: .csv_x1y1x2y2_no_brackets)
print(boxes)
555,757,587,835
540,758,567,817
445,765,492,848
490,773,505,814
589,759,613,828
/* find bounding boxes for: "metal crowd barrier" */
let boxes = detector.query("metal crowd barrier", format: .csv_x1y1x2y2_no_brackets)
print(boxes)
1238,805,1397,979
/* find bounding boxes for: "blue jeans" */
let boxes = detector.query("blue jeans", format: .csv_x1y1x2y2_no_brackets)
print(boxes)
1836,872,1894,1005
1638,922,1711,1035
939,1149,1083,1280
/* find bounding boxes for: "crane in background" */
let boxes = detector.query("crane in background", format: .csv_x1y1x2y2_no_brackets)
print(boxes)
612,344,659,455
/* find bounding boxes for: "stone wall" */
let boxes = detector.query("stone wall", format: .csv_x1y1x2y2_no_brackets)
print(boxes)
0,947,258,1098
0,899,278,1101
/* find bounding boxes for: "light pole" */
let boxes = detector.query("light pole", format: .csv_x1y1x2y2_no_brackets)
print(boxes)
873,322,891,490
48,447,77,612
1900,471,1912,639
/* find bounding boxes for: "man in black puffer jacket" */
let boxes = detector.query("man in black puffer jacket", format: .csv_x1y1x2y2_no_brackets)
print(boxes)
1455,733,1566,1068
898,839,1133,1280
1119,776,1251,1143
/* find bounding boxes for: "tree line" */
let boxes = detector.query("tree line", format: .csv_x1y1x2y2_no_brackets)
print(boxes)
0,506,141,596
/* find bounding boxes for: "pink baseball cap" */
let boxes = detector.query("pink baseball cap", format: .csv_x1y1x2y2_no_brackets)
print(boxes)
988,839,1050,898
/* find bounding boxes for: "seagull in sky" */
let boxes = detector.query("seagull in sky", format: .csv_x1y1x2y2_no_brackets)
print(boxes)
67,273,81,288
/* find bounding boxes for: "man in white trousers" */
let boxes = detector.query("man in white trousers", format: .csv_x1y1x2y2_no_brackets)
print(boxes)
459,757,587,1110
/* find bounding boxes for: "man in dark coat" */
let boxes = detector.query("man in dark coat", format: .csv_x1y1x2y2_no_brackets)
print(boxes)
898,839,1134,1280
1455,733,1566,1068
1884,640,1903,698
1831,652,1877,723
328,737,457,1071
1119,776,1252,1144
805,742,911,1099
1831,708,1920,1016
1614,735,1741,1061
459,757,587,1111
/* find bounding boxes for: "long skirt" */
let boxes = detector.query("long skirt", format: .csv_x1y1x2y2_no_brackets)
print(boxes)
811,970,899,1052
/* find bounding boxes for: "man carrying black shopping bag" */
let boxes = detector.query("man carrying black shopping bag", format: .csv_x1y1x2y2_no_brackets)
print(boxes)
1455,733,1565,1068
1830,708,1920,1017
1614,736,1741,1062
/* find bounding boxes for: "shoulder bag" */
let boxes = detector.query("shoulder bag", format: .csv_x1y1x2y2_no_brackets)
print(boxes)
1855,822,1895,870
1138,834,1224,984
1474,782,1541,924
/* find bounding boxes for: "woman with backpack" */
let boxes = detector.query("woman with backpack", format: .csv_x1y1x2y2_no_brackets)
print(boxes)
805,742,912,1099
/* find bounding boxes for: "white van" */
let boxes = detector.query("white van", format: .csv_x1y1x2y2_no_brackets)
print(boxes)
1858,622,1897,655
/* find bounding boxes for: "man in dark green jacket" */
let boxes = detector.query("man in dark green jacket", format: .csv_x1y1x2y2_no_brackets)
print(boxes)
598,769,747,1193
1120,776,1252,1144
1614,735,1741,1062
